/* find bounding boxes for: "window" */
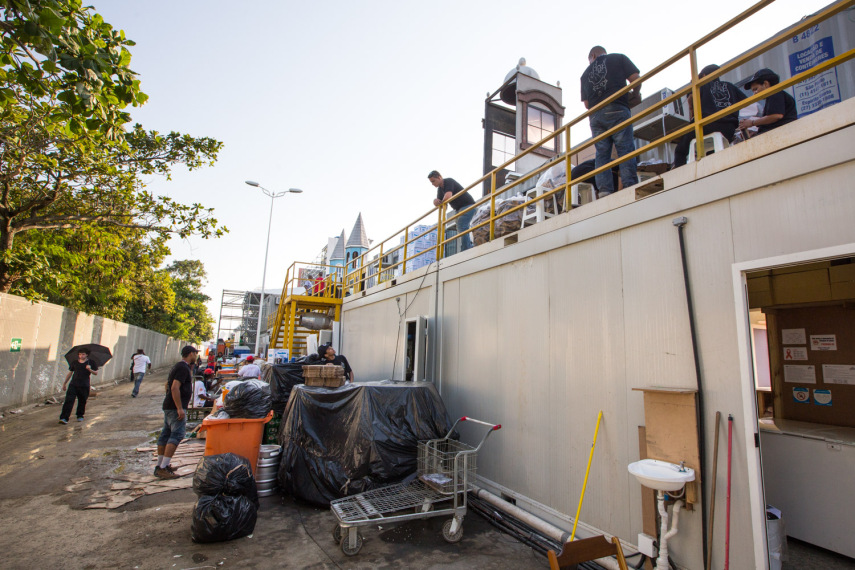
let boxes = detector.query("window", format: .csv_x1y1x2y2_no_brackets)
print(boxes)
526,104,555,151
491,131,515,170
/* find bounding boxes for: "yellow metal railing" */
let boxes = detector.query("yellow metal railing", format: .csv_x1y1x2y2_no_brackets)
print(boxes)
332,0,855,293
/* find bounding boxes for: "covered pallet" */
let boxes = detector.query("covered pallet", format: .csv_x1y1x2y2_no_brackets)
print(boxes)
278,381,453,506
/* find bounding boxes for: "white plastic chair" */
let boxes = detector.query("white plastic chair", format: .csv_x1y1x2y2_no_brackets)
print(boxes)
522,186,560,226
688,131,729,163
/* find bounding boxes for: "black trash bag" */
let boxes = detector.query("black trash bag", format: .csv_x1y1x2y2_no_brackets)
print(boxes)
223,381,271,419
263,364,304,415
278,380,453,506
193,453,259,505
191,494,258,543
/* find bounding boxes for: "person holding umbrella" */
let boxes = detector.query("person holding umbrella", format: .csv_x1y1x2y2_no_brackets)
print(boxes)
59,348,100,424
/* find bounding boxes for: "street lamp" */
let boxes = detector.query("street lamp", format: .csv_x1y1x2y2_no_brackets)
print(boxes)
245,180,303,356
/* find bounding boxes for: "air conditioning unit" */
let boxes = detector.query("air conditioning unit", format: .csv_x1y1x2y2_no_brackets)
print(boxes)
631,88,690,142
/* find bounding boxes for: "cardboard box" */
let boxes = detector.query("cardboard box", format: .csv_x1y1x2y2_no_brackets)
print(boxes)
831,280,855,300
771,269,830,305
829,264,855,283
771,261,830,275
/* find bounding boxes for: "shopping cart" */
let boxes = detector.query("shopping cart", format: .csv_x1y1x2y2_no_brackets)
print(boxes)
330,416,501,556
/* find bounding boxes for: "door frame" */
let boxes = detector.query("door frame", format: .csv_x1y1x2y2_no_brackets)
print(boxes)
731,242,855,570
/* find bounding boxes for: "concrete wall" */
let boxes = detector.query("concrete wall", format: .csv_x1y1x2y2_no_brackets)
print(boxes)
340,98,855,569
0,293,185,408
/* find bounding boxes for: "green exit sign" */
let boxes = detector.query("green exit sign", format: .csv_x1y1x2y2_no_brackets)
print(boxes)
10,338,22,352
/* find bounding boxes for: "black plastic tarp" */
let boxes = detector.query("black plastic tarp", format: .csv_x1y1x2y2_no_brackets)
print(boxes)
263,363,304,414
278,380,453,506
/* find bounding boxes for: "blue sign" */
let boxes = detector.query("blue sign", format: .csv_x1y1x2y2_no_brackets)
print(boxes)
789,36,841,117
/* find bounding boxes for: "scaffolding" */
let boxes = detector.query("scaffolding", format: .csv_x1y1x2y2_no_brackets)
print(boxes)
216,289,260,351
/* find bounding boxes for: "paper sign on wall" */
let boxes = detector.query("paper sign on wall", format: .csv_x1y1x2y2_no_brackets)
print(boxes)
784,364,816,384
783,347,808,361
782,328,806,344
793,387,810,403
810,335,837,351
813,389,832,406
821,364,855,385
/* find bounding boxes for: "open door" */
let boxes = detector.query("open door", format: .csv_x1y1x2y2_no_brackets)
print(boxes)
404,316,427,382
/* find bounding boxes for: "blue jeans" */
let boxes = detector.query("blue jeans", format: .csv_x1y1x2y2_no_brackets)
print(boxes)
157,409,186,446
589,103,637,195
455,208,475,252
132,372,145,396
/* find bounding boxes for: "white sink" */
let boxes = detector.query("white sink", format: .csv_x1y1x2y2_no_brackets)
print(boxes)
628,459,695,491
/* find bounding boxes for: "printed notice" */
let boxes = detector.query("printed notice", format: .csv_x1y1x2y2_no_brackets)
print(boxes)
784,364,816,384
813,389,832,406
810,335,837,351
782,328,806,344
783,347,808,361
821,364,855,385
793,387,810,403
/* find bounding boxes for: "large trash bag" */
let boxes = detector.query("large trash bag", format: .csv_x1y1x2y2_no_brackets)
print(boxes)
191,494,258,543
193,453,259,506
263,363,304,414
278,380,453,506
223,381,272,419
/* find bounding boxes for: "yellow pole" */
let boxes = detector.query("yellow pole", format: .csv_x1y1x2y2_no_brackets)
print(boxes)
571,410,603,541
689,47,705,160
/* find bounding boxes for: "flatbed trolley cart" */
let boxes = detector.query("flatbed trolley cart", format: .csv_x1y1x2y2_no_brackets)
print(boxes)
330,416,501,556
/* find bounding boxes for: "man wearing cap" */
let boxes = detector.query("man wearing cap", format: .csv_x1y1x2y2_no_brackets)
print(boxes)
738,68,797,135
238,355,261,379
580,46,641,196
154,345,197,479
428,170,476,252
673,64,747,168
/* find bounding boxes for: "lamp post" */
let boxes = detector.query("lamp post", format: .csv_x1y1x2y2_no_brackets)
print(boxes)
245,180,303,356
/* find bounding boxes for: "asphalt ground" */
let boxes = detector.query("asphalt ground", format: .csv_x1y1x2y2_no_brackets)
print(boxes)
0,366,542,569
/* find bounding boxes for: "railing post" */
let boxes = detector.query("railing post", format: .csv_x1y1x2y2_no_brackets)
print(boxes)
378,243,384,284
438,206,445,260
564,127,572,210
489,172,496,241
403,226,409,274
689,47,705,160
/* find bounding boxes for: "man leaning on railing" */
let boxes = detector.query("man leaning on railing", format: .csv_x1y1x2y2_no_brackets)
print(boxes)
428,170,475,252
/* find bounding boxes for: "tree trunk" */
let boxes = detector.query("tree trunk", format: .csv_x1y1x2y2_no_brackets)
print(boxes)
0,218,17,293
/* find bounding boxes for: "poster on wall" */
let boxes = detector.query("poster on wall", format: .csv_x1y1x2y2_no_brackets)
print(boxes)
783,346,808,360
813,389,832,406
788,25,841,117
821,364,855,385
781,328,806,344
784,364,816,384
810,335,837,351
793,386,810,403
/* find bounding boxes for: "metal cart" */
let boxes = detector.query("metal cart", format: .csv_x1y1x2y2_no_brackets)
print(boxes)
330,416,501,556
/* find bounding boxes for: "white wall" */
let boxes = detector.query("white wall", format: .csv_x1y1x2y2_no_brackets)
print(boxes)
341,98,855,569
0,293,185,408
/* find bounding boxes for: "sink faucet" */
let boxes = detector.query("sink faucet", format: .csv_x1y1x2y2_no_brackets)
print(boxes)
679,461,686,472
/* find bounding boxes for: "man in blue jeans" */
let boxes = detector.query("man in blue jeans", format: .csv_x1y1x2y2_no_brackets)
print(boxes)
429,170,476,252
580,46,641,196
154,345,197,479
130,348,151,398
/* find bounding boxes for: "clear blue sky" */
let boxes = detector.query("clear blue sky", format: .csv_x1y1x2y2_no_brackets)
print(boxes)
91,0,830,337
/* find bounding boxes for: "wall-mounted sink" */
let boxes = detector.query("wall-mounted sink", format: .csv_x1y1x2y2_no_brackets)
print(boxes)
628,459,695,491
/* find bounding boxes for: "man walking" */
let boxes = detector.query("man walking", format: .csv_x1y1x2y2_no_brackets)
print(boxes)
59,348,99,424
580,46,641,196
428,170,476,252
130,349,152,398
154,345,197,479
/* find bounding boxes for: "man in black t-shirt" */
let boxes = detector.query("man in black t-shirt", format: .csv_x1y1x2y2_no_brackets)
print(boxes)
319,344,354,383
580,46,641,196
429,170,476,252
154,345,198,479
738,68,797,135
59,348,99,424
673,64,747,167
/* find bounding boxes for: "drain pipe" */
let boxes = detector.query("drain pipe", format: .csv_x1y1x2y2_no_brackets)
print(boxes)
471,486,624,570
672,216,709,564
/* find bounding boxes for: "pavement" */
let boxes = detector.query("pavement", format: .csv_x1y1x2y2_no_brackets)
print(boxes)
0,366,543,569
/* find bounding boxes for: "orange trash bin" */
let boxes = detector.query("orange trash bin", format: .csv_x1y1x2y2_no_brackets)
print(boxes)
200,410,274,475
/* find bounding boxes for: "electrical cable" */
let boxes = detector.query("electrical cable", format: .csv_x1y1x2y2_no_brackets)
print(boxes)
390,264,433,379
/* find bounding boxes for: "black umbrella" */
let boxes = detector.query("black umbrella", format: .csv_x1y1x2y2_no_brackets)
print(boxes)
65,344,113,368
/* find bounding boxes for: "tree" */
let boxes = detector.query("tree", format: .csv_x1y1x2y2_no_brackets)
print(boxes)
0,0,225,293
164,260,214,342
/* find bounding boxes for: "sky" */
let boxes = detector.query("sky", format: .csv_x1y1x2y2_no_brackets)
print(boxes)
90,0,832,337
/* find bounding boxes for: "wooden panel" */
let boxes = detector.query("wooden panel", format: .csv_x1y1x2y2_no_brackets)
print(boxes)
638,388,701,508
